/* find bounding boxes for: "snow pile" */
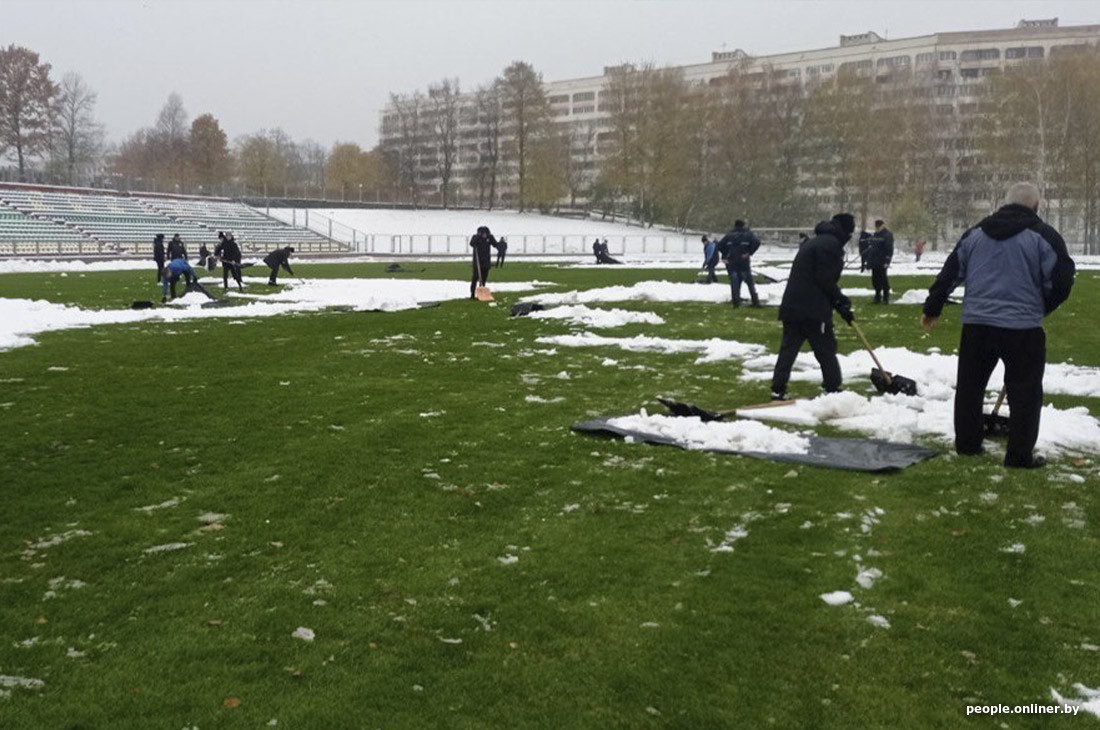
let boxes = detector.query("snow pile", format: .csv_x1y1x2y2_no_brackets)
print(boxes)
820,591,854,606
536,332,767,363
740,344,1100,400
605,411,811,454
737,390,1100,456
0,278,545,351
528,305,665,328
1051,684,1100,718
0,259,151,275
521,279,879,307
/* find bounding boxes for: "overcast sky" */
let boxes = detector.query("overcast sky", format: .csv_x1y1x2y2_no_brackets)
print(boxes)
2,0,1095,149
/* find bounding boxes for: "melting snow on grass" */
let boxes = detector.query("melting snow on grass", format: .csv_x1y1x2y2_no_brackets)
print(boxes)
0,278,547,351
527,304,665,328
820,591,854,606
1051,684,1100,718
605,411,811,454
536,332,766,363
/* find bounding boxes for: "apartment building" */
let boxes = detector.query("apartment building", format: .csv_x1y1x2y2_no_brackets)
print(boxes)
380,18,1100,210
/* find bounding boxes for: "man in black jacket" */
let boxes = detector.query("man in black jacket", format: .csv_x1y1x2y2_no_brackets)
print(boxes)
167,234,187,261
264,246,295,285
470,226,502,298
152,233,166,282
868,219,894,303
770,213,856,400
717,220,762,307
922,182,1075,469
215,232,244,292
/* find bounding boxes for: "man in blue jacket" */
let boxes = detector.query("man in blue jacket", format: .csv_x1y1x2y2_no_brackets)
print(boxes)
717,220,762,307
923,182,1075,469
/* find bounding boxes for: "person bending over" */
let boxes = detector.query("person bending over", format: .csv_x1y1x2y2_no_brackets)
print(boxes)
264,246,295,285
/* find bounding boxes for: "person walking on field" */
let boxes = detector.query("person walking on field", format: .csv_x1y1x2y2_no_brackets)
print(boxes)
717,220,762,307
770,213,856,401
867,219,895,303
469,226,502,298
264,246,296,285
496,236,508,268
700,236,719,283
153,233,166,282
922,182,1075,469
914,239,926,262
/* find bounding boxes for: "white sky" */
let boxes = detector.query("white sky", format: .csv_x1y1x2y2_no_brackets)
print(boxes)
1,0,1095,149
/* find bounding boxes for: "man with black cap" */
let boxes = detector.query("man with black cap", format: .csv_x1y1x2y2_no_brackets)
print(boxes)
167,233,187,262
770,213,857,401
214,231,244,292
469,226,501,298
923,182,1075,469
264,246,295,285
717,220,762,307
152,233,166,282
867,219,894,303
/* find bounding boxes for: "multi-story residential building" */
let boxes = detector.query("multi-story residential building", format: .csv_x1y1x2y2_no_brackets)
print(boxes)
381,18,1100,218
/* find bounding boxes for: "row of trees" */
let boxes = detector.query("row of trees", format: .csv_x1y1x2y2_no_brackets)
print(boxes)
0,44,391,200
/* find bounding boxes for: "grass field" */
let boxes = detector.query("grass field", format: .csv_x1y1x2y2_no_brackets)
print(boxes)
1,261,1098,729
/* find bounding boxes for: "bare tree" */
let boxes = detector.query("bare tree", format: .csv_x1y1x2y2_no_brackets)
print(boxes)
498,61,550,211
51,72,104,185
385,91,424,205
473,82,503,208
0,44,59,180
427,78,461,207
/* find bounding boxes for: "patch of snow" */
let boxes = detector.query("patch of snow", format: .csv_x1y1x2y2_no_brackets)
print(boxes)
291,626,315,641
0,675,45,691
867,615,891,629
144,542,191,554
1051,684,1100,718
855,567,883,590
134,498,181,513
527,304,665,328
605,411,811,455
536,332,766,363
820,591,854,606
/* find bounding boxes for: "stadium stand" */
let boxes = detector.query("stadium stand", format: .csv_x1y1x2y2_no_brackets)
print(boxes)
0,183,345,255
0,199,99,255
137,196,335,252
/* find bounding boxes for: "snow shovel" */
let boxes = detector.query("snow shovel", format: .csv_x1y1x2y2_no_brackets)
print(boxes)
187,279,217,301
850,321,919,396
474,256,494,302
984,387,1011,436
658,396,799,422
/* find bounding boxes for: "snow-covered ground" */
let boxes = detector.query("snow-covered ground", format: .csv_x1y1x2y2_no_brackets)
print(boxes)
605,410,812,454
521,280,889,307
0,278,545,351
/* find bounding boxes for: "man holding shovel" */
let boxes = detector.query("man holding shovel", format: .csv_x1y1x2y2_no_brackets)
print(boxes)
470,226,502,300
923,182,1075,469
770,213,856,401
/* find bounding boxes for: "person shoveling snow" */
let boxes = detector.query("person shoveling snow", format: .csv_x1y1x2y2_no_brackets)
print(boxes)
922,182,1076,469
160,258,204,303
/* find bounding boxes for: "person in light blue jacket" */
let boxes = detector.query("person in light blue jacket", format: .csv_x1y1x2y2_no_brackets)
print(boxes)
923,182,1075,469
700,236,718,283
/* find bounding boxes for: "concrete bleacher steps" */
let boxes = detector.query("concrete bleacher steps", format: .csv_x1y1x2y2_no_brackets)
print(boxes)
0,185,348,256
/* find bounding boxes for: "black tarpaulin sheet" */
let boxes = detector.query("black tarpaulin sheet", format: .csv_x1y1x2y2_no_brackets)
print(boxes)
572,417,937,472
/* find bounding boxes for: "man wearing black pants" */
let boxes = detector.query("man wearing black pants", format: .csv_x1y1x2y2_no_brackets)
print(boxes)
770,213,856,400
264,246,295,285
868,219,894,303
496,237,508,268
470,226,501,298
152,233,166,282
923,182,1075,469
215,232,244,292
717,220,762,307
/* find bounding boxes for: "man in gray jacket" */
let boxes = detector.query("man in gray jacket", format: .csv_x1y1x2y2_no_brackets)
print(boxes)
922,182,1075,469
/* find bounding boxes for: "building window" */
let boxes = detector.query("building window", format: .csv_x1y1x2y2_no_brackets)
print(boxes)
959,48,1000,62
548,94,569,105
1006,46,1045,59
876,55,912,68
939,50,957,61
572,91,595,102
915,52,935,65
572,104,595,114
806,63,834,75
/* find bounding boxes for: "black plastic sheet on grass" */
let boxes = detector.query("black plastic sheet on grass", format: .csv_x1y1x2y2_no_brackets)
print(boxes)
572,417,937,472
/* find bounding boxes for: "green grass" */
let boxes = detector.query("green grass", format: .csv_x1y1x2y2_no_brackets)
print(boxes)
0,262,1097,729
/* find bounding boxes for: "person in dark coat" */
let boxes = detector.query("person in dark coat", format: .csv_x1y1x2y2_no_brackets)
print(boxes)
857,230,872,271
470,226,501,298
701,236,719,283
167,234,187,261
264,246,295,285
592,238,602,264
496,236,508,268
152,233,166,282
215,232,244,292
594,238,622,265
198,243,212,269
922,182,1075,469
770,213,856,400
867,219,895,303
717,220,762,307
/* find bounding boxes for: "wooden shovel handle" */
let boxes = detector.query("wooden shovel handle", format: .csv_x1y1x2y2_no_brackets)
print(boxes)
992,387,1007,416
850,321,892,384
